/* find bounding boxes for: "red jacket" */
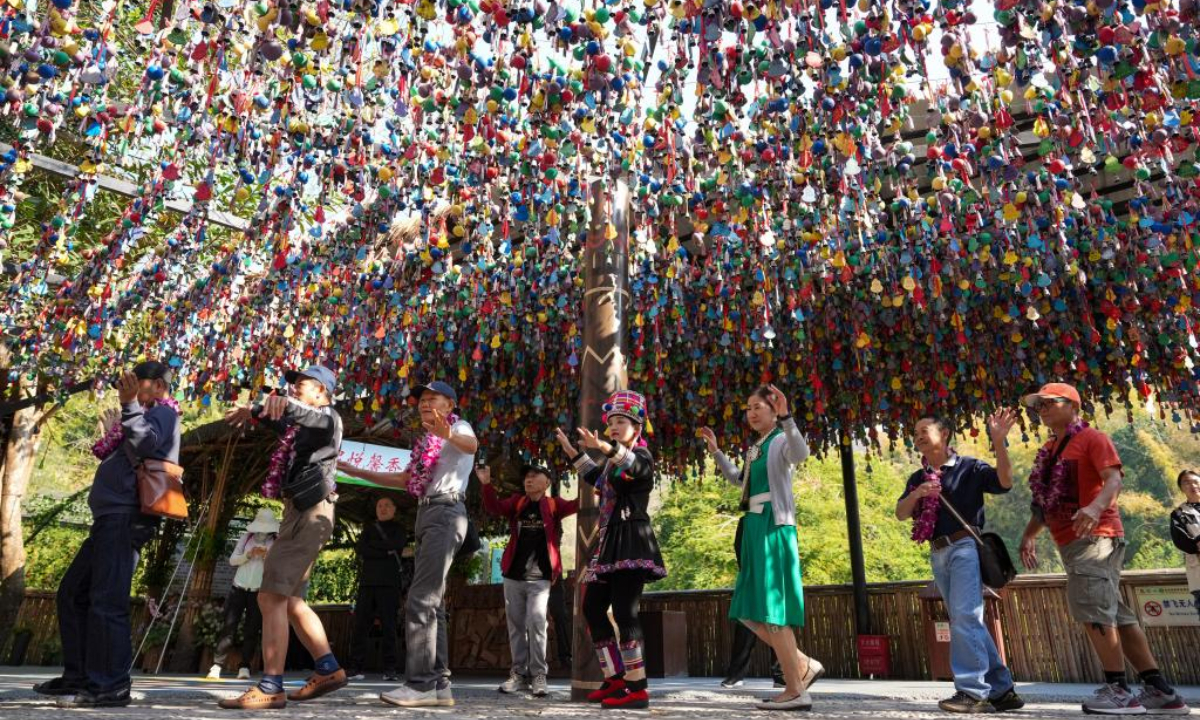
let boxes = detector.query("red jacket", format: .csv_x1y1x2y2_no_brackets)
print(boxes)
481,484,579,582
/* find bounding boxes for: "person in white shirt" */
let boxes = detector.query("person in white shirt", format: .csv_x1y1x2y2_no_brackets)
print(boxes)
207,509,279,680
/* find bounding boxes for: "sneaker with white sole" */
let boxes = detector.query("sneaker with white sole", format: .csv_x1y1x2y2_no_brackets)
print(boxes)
531,674,549,698
1083,684,1147,715
236,667,251,680
436,680,455,707
721,678,744,689
498,671,530,694
1135,686,1189,715
381,685,440,708
205,664,222,680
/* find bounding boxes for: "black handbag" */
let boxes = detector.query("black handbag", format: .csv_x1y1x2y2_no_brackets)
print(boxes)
285,462,332,511
937,494,1019,589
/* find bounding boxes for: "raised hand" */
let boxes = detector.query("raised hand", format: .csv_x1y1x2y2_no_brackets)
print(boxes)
224,406,252,428
262,395,288,421
116,371,139,404
766,384,790,417
422,407,452,439
987,407,1018,440
554,427,578,457
99,407,121,433
699,427,719,454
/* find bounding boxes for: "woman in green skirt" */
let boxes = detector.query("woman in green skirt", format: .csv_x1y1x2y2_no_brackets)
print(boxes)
701,384,824,711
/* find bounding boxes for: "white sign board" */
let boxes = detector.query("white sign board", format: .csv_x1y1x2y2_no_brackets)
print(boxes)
935,621,951,643
1134,586,1199,627
336,441,411,486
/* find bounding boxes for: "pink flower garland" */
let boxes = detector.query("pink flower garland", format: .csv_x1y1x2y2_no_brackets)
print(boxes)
405,413,460,497
91,397,182,459
910,457,945,543
262,426,298,499
1029,420,1088,512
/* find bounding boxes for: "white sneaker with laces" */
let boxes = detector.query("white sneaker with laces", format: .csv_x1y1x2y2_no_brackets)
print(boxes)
236,667,251,680
531,674,549,698
381,685,440,708
1083,684,1147,715
205,664,221,680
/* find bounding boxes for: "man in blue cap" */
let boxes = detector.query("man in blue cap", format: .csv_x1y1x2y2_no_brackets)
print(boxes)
220,365,347,710
339,380,477,707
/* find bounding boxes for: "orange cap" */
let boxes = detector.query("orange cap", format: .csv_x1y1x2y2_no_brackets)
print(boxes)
1021,382,1082,408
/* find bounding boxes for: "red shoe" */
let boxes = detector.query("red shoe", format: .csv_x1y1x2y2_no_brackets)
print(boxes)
587,678,626,703
602,688,649,710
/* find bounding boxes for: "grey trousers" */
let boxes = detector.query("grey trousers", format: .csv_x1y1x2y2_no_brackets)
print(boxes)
405,502,467,691
502,578,552,677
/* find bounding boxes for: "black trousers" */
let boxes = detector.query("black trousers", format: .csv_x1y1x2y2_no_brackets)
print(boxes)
214,586,262,668
350,585,401,670
57,512,157,694
582,571,645,643
548,578,572,664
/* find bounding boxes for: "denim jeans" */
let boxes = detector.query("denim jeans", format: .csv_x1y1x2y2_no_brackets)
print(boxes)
57,512,157,694
930,537,1014,701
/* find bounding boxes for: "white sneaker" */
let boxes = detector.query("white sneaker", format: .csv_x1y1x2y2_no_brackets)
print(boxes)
1082,684,1147,715
381,685,440,708
205,664,222,681
531,674,549,698
236,667,251,680
436,681,455,707
498,671,529,694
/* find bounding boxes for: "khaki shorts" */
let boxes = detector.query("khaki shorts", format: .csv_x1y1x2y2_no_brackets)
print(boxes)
1059,536,1138,627
260,495,336,598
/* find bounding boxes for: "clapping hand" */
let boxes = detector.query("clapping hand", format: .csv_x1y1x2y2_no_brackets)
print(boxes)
699,427,719,454
99,407,121,434
262,395,288,421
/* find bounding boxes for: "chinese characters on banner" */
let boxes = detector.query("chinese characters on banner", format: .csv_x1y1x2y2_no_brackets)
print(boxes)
336,441,411,488
1134,586,1200,628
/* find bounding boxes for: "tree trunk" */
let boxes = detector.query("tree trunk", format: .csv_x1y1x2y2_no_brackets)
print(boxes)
0,379,44,655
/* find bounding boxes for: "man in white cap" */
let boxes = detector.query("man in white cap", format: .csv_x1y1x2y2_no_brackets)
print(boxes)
207,508,280,680
220,365,347,710
1018,383,1187,715
338,380,477,707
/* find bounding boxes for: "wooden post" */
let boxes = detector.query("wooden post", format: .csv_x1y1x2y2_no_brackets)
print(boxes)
571,177,630,701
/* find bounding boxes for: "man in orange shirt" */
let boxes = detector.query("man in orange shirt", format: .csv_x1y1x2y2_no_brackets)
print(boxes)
1018,383,1188,716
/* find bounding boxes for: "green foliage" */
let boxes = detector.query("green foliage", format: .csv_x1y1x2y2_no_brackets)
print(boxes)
307,548,358,604
23,523,88,591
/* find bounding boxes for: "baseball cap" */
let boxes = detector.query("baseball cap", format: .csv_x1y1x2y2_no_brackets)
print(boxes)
521,462,557,483
284,365,337,396
414,380,458,404
133,360,173,386
1021,382,1082,408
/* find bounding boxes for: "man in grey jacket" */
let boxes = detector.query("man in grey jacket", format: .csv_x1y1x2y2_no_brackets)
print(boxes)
36,362,181,708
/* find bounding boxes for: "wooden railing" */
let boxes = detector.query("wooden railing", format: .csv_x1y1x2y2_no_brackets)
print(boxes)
9,571,1198,685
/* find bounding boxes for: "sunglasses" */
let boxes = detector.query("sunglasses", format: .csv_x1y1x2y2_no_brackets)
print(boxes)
1033,398,1071,411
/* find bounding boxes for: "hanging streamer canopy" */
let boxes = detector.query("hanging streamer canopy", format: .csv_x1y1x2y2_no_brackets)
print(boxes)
1,0,1200,471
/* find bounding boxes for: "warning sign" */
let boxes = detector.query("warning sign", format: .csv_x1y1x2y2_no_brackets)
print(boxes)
1134,586,1199,627
935,621,952,643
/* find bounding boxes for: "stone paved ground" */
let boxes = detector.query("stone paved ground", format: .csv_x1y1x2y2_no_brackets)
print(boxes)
0,670,1194,719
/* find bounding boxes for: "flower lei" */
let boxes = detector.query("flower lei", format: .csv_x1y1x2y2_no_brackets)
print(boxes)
91,397,183,459
262,425,298,499
405,413,461,497
910,456,947,543
1029,419,1088,513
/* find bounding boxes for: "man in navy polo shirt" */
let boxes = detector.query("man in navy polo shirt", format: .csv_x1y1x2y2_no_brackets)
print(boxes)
896,412,1022,714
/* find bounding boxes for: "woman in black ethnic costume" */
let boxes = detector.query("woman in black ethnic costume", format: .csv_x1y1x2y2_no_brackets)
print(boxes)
555,390,666,710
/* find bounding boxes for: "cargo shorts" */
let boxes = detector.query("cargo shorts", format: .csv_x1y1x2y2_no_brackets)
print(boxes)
1059,536,1138,627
